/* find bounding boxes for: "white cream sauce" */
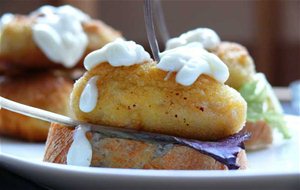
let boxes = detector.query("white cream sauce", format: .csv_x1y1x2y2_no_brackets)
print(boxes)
79,76,99,113
31,5,90,68
0,13,14,31
67,125,92,167
30,5,90,22
166,28,220,50
158,43,229,86
84,39,151,70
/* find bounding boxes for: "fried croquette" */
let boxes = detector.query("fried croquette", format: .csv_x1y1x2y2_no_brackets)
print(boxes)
211,42,256,89
0,71,73,141
70,61,247,141
0,15,122,72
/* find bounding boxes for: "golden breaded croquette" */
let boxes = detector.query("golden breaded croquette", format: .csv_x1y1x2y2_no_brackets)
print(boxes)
0,71,73,141
70,61,247,141
211,42,256,89
0,15,121,72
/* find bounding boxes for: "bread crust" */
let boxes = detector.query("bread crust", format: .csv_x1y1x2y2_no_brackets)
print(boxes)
0,71,73,141
0,15,122,72
44,123,247,170
241,121,273,150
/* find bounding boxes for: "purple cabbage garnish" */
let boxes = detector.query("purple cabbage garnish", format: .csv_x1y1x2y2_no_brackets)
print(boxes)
131,131,250,170
173,132,250,170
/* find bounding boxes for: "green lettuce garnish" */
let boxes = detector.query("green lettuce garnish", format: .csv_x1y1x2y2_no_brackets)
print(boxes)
239,73,291,139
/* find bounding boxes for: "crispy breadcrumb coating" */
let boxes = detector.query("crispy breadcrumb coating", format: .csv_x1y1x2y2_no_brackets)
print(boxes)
0,71,73,141
71,61,247,141
211,42,256,89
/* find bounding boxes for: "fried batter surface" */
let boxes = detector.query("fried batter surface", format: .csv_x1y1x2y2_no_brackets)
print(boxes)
71,61,246,140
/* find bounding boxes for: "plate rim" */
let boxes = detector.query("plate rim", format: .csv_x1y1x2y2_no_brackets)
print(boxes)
1,114,299,179
1,152,299,178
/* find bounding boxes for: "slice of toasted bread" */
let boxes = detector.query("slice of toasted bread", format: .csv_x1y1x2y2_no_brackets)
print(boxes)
241,121,273,150
44,123,247,170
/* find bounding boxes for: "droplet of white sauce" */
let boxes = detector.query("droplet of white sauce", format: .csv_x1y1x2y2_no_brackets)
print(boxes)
67,125,92,166
158,43,229,86
166,28,221,50
84,39,151,71
31,5,90,68
0,13,14,31
79,76,99,113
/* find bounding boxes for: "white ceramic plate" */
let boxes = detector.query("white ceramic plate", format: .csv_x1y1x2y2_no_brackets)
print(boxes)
0,115,299,190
